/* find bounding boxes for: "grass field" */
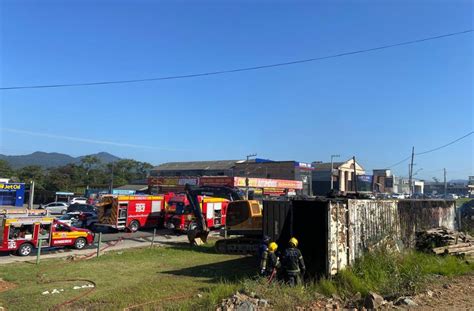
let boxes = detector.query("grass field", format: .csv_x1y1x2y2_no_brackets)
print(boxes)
1,241,473,310
456,198,472,208
0,242,255,310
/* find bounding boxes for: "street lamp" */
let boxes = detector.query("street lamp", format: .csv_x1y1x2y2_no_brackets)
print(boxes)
330,155,340,191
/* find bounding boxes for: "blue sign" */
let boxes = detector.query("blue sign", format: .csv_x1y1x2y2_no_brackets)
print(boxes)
357,175,373,192
357,175,373,183
112,189,136,195
0,183,26,207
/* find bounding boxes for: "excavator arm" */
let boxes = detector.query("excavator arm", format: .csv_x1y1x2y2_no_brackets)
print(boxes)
184,184,243,245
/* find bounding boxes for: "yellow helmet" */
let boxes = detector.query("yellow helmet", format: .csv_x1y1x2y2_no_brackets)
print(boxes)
268,242,278,252
289,237,298,247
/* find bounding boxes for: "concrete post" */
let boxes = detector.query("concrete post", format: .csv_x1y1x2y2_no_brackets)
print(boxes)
96,232,102,258
36,239,42,265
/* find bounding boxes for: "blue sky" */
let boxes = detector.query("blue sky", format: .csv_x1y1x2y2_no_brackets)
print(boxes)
0,0,472,180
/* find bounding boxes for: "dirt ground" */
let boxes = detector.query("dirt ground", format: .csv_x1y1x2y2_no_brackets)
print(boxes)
413,273,474,310
0,279,16,293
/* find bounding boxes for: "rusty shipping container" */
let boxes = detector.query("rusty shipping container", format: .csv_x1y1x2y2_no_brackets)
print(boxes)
263,198,455,277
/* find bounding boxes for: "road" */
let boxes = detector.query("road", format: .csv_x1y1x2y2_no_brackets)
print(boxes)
0,227,198,264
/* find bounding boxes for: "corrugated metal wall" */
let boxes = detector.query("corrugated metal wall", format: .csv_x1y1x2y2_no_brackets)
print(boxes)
397,199,456,248
327,201,348,275
347,199,400,263
263,199,456,276
328,199,456,275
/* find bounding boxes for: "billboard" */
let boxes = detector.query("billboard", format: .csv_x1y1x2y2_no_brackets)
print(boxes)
199,176,303,190
357,175,373,192
0,183,26,207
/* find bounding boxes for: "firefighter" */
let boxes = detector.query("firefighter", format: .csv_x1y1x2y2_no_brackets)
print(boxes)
260,242,280,277
257,235,270,263
282,237,306,286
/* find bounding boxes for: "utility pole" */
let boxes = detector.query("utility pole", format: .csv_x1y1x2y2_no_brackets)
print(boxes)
352,156,358,194
29,181,35,209
444,168,447,197
330,155,340,191
408,146,415,197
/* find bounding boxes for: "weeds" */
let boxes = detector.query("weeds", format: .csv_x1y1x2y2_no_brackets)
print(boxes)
200,250,473,310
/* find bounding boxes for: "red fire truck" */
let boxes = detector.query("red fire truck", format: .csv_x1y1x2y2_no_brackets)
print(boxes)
0,210,94,256
97,195,168,232
165,195,229,232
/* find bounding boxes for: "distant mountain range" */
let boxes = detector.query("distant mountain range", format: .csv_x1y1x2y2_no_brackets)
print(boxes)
0,152,121,169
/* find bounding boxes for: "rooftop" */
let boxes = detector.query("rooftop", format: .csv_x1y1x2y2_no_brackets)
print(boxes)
115,184,148,191
312,162,345,171
153,160,239,171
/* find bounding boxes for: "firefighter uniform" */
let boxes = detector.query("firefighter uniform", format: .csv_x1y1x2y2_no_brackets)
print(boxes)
257,235,270,268
260,242,280,276
282,237,306,286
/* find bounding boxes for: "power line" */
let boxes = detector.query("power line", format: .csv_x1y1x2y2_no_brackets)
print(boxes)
416,131,474,155
385,131,474,169
386,156,412,169
1,29,472,91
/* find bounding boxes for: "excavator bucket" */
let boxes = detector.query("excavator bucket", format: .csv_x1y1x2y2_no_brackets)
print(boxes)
187,229,209,246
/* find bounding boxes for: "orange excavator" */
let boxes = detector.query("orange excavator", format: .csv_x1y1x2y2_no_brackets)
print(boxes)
184,184,242,245
185,184,265,254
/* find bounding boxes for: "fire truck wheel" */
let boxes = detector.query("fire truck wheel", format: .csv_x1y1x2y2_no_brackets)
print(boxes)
17,243,33,256
128,220,140,233
74,238,87,250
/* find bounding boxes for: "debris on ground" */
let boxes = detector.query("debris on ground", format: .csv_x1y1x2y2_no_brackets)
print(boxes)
42,288,64,295
416,227,474,256
394,297,418,307
217,291,271,311
0,278,16,293
73,284,95,290
364,291,386,309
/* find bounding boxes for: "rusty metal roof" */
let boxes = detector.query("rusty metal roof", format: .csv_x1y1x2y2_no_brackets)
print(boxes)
153,160,239,171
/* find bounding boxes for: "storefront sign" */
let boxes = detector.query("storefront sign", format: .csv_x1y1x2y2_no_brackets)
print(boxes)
0,183,25,207
199,177,235,187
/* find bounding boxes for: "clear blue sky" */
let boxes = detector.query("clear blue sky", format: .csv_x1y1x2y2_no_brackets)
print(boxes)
0,0,472,180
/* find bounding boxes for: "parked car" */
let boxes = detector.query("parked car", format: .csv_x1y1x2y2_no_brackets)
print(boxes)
70,197,87,205
40,202,69,215
391,193,406,199
67,203,96,214
58,211,98,229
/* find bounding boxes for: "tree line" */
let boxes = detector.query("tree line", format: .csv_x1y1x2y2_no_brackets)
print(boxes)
0,156,153,193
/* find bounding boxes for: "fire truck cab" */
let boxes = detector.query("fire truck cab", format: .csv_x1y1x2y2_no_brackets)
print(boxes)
165,195,229,232
97,195,166,232
0,211,94,256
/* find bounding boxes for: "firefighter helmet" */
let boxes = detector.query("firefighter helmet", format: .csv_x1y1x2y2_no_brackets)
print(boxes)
289,237,298,247
268,242,278,252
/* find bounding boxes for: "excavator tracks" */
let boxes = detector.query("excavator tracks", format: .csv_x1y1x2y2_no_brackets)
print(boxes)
215,238,260,255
